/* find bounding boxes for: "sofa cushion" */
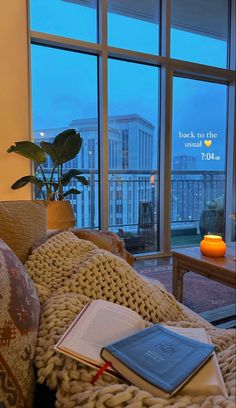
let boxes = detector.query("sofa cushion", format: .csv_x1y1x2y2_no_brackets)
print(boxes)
0,200,47,263
0,239,40,407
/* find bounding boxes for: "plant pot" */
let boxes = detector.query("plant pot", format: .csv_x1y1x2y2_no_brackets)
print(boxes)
46,200,76,230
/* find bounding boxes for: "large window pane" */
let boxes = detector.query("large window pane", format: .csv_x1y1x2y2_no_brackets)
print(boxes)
108,0,160,54
171,0,229,68
171,77,227,246
108,59,160,254
30,0,97,42
31,45,98,228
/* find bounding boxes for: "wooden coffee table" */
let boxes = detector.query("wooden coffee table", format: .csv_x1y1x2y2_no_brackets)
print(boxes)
172,243,236,303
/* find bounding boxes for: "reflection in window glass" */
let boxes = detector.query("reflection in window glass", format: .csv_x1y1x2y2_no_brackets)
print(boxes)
171,77,227,247
108,59,160,254
30,0,97,43
31,45,98,228
108,0,160,54
171,0,229,68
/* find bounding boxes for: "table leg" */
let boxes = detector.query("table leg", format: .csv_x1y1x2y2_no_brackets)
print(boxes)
172,257,185,303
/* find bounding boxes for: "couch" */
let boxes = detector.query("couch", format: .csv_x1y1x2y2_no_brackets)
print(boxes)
0,200,235,408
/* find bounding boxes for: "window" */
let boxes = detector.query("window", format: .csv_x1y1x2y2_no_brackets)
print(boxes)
122,130,129,169
30,0,97,42
108,0,160,54
30,1,235,256
171,77,227,245
31,45,99,228
108,59,160,253
171,0,229,68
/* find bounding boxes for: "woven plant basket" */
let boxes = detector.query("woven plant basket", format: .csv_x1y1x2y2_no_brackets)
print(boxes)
46,200,75,230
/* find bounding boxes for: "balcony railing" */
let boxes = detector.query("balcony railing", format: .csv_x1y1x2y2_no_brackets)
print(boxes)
108,169,224,228
38,167,225,251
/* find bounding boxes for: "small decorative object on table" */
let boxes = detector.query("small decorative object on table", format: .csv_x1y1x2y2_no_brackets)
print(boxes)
200,234,226,258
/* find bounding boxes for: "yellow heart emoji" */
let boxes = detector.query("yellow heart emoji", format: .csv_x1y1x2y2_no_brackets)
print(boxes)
204,140,212,147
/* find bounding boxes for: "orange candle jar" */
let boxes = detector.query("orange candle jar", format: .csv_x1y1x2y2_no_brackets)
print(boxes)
200,235,226,257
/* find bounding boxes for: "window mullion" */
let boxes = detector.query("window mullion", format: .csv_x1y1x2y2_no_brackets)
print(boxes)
229,0,236,70
161,0,171,58
225,81,236,241
159,0,172,255
98,0,109,229
159,63,173,255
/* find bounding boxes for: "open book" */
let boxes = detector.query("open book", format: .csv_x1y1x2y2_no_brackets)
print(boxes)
55,299,149,377
55,299,227,397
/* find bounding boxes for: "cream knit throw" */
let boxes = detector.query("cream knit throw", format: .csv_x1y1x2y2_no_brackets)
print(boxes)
25,232,236,408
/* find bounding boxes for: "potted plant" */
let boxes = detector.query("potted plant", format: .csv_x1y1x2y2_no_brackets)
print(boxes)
7,129,89,229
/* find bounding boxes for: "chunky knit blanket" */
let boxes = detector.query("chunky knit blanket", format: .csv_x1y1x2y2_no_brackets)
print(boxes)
25,231,236,408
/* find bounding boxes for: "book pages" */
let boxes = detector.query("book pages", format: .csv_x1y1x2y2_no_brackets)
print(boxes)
55,300,146,366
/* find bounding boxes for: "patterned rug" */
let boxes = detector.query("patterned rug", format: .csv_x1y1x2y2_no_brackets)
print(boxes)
135,263,236,313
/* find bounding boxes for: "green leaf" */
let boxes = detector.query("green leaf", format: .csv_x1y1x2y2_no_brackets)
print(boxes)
7,141,46,164
53,129,83,164
74,175,89,186
63,188,81,197
61,169,83,186
53,129,76,145
11,176,44,190
40,141,60,164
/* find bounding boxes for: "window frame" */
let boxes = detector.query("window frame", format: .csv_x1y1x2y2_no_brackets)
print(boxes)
28,0,236,258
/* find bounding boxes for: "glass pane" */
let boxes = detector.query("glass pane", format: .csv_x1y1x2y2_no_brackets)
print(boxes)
30,0,97,43
31,45,98,228
171,77,227,247
108,59,160,254
171,0,229,68
108,0,160,54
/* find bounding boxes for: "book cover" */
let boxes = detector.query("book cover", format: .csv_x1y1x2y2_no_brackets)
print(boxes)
162,326,228,397
101,324,215,398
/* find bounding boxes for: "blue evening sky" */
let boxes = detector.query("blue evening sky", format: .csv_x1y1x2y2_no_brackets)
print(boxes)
30,0,228,171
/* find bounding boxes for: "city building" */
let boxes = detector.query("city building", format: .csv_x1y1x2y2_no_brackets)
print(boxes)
34,114,156,231
34,117,225,239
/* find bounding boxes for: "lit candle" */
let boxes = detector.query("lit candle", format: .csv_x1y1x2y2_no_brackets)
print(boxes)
200,235,226,258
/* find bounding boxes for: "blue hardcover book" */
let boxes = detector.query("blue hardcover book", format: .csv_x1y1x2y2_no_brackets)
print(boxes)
101,324,215,398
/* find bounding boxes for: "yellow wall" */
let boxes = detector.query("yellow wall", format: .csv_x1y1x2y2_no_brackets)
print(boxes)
0,0,31,200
